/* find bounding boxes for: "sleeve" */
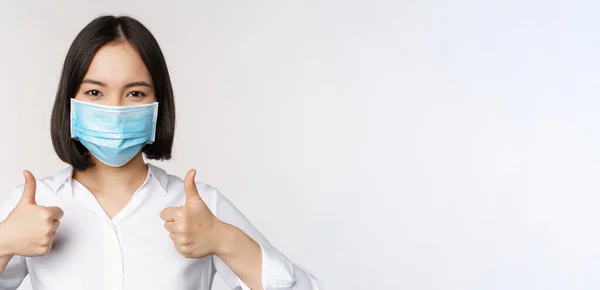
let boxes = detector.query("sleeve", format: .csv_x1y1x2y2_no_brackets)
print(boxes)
0,186,28,290
208,187,321,290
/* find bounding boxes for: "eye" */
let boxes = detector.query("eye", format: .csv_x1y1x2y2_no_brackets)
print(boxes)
128,91,147,98
85,90,102,97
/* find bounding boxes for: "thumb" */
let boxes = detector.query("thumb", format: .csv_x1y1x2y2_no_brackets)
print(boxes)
19,170,37,205
184,169,202,204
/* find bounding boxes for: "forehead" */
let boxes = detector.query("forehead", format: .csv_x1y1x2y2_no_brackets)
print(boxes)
84,41,152,85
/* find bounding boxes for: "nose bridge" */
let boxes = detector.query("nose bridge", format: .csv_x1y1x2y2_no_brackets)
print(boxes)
105,91,125,107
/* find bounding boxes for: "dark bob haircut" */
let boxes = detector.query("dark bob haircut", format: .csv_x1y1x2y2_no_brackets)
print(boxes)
51,15,175,171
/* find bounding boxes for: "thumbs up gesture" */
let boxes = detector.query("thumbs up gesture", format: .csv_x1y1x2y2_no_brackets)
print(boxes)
0,170,64,257
160,169,225,258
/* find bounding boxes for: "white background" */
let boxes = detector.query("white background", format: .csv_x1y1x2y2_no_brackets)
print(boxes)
0,0,599,289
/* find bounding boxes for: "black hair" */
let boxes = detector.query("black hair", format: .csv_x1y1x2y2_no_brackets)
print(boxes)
50,15,175,171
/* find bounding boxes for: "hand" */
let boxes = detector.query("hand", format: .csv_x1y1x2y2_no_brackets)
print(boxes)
0,170,64,257
160,169,225,259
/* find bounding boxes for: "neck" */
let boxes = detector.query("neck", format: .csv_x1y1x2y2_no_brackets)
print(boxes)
72,152,149,194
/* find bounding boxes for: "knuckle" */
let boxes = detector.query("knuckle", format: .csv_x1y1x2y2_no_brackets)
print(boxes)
36,245,49,255
160,207,170,217
39,236,51,247
177,245,191,255
39,210,52,220
170,233,182,244
177,235,190,245
34,248,44,256
175,210,186,218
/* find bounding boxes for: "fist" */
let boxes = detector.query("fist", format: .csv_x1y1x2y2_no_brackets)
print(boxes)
160,169,224,258
0,170,64,257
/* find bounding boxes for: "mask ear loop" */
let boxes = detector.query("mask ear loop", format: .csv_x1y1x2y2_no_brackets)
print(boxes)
70,98,78,141
149,102,159,144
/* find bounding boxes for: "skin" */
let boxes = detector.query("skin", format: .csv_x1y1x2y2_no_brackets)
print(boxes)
0,41,263,289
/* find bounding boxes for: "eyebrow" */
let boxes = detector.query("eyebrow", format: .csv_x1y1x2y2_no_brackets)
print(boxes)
81,79,106,87
81,79,153,88
124,81,153,88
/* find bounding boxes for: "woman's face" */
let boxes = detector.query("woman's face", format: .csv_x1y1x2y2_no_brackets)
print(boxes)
74,41,155,106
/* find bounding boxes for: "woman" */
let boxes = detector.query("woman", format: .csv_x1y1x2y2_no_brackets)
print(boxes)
0,15,319,290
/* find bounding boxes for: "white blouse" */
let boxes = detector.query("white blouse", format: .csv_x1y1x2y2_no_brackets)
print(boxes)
0,164,319,290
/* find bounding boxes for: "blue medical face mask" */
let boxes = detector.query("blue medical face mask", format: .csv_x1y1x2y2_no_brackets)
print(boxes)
70,99,159,167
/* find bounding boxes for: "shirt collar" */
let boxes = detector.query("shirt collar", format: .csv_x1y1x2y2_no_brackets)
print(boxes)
50,166,74,192
49,163,170,194
147,163,169,194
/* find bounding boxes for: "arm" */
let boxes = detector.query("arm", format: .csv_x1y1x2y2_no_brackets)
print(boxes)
211,188,320,290
0,188,28,290
0,256,13,278
0,171,63,290
214,223,263,289
0,254,27,290
0,222,14,277
160,171,320,290
0,226,27,290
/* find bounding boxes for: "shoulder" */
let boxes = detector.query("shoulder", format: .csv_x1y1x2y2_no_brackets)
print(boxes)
165,173,219,197
21,166,74,195
1,168,65,208
152,165,225,212
0,171,49,220
0,185,22,221
2,167,73,210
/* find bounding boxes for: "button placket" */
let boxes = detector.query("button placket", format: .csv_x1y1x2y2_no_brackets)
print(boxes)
103,222,124,290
